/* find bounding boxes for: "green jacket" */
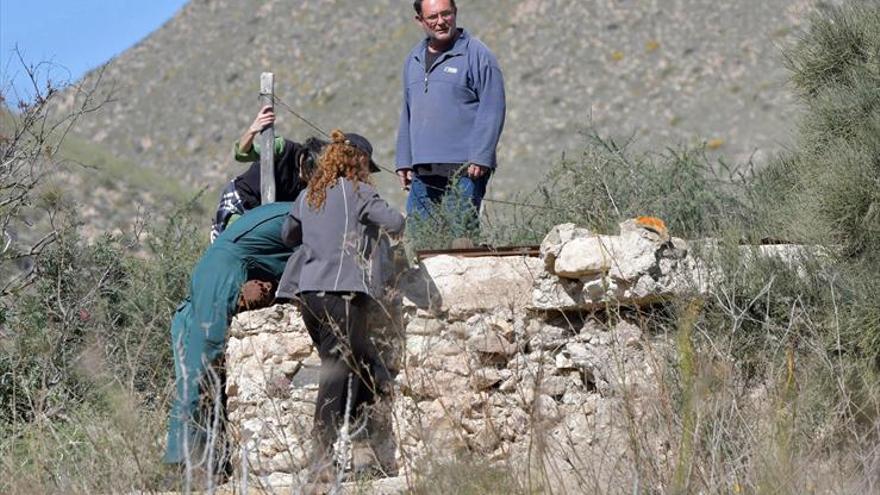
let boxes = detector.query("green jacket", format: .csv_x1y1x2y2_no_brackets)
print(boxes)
232,136,286,162
164,202,294,464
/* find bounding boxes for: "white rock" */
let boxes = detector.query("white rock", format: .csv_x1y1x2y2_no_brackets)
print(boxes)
467,328,517,356
555,353,576,370
539,375,571,397
540,223,595,274
613,320,643,348
406,317,446,336
399,255,544,317
529,324,570,351
421,352,471,375
554,235,616,278
470,368,507,390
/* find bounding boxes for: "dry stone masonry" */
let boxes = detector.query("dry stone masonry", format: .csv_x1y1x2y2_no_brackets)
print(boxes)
224,221,811,490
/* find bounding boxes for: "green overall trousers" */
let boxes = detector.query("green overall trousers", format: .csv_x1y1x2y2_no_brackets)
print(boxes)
163,202,293,464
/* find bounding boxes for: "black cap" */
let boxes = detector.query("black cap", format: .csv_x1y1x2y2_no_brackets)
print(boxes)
344,133,380,173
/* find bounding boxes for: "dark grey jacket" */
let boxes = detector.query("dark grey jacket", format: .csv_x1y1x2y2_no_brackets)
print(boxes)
277,178,405,299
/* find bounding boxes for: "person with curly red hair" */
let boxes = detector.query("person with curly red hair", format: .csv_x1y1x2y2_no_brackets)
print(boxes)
280,129,404,482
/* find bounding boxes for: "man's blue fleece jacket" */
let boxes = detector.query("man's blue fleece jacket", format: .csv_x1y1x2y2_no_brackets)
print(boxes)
395,28,506,170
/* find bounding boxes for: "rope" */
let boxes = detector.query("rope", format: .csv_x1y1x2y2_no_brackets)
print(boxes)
273,95,331,139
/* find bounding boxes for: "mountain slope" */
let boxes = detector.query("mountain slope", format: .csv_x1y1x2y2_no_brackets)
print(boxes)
63,0,821,211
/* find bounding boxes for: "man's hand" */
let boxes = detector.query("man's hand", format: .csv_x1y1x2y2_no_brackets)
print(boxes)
397,168,413,191
467,163,488,179
248,105,275,135
238,105,276,155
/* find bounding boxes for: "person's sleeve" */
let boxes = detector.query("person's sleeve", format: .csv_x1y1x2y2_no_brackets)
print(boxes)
233,141,260,162
468,52,506,169
275,248,303,299
395,62,413,169
280,196,303,247
357,186,406,236
233,136,286,163
273,136,285,158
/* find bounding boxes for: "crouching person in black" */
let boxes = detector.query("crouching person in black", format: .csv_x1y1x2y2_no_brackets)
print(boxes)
279,129,404,486
211,105,327,242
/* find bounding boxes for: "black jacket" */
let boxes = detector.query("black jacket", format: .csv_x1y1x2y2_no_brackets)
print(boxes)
233,139,307,208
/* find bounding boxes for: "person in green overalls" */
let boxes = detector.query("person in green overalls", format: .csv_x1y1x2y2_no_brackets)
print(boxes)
163,201,296,468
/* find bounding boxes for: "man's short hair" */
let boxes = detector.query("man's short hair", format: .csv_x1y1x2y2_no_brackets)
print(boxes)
413,0,457,16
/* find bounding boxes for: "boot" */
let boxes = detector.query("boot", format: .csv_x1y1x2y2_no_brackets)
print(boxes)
351,440,383,479
365,397,399,477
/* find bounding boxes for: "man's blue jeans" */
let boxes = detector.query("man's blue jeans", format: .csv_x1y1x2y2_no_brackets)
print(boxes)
406,167,491,237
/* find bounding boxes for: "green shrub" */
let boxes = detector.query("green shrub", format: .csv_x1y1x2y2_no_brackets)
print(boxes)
404,180,483,251
768,2,880,260
0,389,169,495
407,131,761,250
653,237,880,493
0,198,204,492
0,200,203,428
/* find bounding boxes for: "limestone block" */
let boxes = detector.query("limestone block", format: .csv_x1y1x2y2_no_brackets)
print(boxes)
470,421,501,453
538,375,572,397
531,249,693,310
405,335,451,364
556,409,595,447
613,320,643,348
467,328,517,356
397,368,470,400
283,333,313,359
529,324,570,351
470,368,511,390
226,305,317,477
532,222,705,310
405,316,446,336
399,255,544,317
445,321,470,339
554,235,616,278
555,352,576,371
468,313,516,340
543,221,666,280
411,398,468,452
540,223,595,273
230,304,303,337
421,352,471,375
498,375,518,393
431,339,467,357
534,394,560,421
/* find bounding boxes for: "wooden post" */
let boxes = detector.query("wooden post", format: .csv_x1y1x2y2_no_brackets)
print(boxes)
259,72,276,204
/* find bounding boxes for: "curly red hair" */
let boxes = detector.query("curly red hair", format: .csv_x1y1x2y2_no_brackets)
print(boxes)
306,129,373,210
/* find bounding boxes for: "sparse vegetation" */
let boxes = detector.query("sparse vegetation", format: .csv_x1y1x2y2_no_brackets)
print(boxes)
407,132,761,252
0,59,206,493
405,3,880,493
2,1,880,493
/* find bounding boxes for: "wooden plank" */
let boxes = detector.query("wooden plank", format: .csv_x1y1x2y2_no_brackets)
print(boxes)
259,72,276,204
416,245,541,260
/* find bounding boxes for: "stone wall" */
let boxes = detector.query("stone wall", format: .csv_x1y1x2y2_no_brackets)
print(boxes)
224,221,811,490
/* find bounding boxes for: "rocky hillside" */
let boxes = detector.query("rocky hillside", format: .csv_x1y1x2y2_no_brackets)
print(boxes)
63,0,822,211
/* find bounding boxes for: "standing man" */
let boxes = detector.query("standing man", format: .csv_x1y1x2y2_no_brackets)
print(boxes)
395,0,506,236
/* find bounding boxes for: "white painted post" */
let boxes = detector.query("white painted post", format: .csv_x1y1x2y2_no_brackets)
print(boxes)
259,72,276,204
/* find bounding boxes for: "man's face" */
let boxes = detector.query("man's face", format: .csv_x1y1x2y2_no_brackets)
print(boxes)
416,0,457,45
